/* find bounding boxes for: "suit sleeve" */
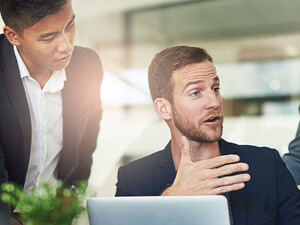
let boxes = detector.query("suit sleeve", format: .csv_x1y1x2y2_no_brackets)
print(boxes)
115,166,131,196
66,50,103,184
282,105,300,185
275,149,300,225
0,144,10,224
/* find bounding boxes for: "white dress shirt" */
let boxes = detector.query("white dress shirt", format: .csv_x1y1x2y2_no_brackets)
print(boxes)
13,46,66,192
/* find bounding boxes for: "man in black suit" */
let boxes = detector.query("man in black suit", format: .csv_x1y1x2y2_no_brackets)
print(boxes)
0,0,103,224
116,46,300,224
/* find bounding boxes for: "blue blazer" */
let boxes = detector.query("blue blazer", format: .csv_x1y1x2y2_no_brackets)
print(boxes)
116,139,300,225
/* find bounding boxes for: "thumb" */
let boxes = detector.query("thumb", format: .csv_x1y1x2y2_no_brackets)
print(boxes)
180,136,192,165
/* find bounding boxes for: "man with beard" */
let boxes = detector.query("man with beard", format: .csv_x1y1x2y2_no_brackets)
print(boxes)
115,46,300,224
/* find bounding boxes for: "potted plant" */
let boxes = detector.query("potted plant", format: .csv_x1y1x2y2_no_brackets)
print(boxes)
1,181,88,225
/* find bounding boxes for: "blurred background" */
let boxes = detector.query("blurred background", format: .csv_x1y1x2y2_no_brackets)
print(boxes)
1,0,300,199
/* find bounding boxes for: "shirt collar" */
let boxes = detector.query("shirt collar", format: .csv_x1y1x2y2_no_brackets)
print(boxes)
13,45,67,93
13,45,30,79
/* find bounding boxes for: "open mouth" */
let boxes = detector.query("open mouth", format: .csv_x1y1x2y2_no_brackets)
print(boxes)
204,116,220,123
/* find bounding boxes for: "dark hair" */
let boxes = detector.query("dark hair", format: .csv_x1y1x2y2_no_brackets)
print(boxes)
0,0,68,35
148,46,213,102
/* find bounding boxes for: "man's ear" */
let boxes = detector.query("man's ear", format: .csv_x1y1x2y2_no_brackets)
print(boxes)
3,26,21,46
153,98,172,120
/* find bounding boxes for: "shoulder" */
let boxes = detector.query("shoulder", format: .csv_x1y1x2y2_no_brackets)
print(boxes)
220,139,279,159
0,34,14,68
0,33,5,45
223,140,300,223
0,34,6,46
119,149,165,175
66,46,103,83
117,149,167,186
220,139,283,176
116,149,167,196
72,46,100,61
68,46,102,72
221,139,288,184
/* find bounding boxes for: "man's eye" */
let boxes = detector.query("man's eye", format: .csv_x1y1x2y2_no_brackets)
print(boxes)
191,91,199,96
43,37,54,42
67,21,75,30
213,87,220,93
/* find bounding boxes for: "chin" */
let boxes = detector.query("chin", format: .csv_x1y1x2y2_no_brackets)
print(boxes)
52,62,70,71
206,131,223,143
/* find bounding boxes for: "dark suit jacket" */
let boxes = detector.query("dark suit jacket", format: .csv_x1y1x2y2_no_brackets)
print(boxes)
0,34,103,222
283,105,300,185
116,139,300,225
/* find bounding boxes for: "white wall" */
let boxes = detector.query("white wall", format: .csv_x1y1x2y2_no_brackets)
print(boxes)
0,19,4,32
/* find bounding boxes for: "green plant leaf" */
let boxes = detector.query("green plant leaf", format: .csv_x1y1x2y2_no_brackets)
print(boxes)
1,181,89,225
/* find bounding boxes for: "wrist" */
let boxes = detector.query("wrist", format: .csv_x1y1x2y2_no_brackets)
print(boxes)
161,185,177,196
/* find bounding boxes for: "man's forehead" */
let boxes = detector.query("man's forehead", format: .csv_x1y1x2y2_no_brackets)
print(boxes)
172,60,218,85
24,1,74,34
176,60,215,73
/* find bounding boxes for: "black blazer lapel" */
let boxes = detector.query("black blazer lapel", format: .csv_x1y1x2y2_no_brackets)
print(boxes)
155,141,177,195
219,139,246,225
1,37,31,169
58,63,81,181
58,46,100,182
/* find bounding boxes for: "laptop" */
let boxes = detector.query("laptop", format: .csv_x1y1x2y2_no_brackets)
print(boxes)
87,195,230,225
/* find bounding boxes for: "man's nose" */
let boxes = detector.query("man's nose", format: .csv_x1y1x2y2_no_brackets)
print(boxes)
57,33,72,53
205,91,222,109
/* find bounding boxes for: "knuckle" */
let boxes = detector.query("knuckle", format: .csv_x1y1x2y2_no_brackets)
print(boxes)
220,166,234,175
215,186,227,195
219,176,232,186
200,172,209,180
219,179,229,186
219,183,243,193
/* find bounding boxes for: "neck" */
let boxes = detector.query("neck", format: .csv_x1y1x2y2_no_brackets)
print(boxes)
17,46,53,89
29,70,52,89
171,137,221,171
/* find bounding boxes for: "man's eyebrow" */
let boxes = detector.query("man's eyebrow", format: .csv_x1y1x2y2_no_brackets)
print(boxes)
183,80,203,91
183,76,220,91
39,15,75,39
67,14,76,27
39,31,57,39
213,76,220,83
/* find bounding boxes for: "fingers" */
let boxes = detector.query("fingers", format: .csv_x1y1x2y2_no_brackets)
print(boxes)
175,137,251,195
212,183,246,195
209,173,250,195
215,173,251,187
179,136,192,165
213,174,250,194
212,162,249,178
202,154,241,169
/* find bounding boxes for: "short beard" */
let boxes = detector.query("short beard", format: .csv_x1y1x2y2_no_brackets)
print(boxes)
172,105,223,143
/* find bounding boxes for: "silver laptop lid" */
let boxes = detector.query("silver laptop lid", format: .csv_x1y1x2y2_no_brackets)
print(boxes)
87,195,230,225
